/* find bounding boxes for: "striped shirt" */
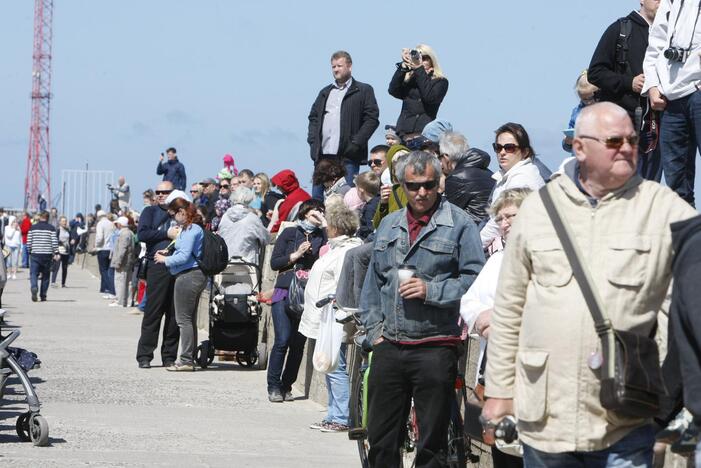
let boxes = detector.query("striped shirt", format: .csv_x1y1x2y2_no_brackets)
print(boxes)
27,221,58,255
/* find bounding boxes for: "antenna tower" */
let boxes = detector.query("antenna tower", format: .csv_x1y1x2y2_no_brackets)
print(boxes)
24,0,54,211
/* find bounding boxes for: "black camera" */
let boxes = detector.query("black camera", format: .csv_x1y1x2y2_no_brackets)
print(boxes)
664,47,689,63
409,49,421,63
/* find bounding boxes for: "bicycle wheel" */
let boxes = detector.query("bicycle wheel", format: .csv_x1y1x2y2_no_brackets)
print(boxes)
351,368,370,467
446,396,467,468
399,404,418,468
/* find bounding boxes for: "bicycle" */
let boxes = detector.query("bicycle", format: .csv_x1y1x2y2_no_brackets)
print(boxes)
326,300,470,468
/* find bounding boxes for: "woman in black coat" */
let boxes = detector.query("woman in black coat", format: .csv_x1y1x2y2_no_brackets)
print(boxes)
388,44,449,136
266,199,327,402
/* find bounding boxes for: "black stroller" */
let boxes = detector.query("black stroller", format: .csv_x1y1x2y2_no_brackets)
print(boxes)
0,310,49,446
196,257,264,368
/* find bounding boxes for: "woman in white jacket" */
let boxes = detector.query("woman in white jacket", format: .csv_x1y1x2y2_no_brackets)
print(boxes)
3,219,21,279
480,123,545,250
461,187,531,468
299,200,362,432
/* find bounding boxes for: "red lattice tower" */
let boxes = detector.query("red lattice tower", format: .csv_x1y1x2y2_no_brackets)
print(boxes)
24,0,54,211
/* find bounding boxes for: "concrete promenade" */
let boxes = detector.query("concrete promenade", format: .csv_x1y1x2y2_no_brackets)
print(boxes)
0,265,358,467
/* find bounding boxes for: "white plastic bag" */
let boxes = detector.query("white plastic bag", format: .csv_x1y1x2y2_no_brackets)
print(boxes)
312,304,344,373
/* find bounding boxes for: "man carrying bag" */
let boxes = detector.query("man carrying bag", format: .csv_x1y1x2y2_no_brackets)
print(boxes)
482,103,697,467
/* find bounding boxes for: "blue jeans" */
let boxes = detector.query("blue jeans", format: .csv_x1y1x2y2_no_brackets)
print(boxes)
22,243,29,268
660,89,701,207
523,425,654,468
266,297,307,393
311,155,360,200
325,343,349,425
30,254,52,299
97,250,115,294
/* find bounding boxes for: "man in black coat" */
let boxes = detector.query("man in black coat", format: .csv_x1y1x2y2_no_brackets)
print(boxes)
438,131,495,225
587,0,661,181
307,50,379,200
662,215,701,458
135,181,179,369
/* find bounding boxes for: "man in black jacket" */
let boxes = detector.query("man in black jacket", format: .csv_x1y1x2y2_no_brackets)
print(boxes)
135,181,179,369
438,131,495,225
587,0,662,181
307,50,379,200
666,215,701,460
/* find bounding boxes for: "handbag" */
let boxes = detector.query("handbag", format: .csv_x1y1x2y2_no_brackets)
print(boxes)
286,267,309,320
540,185,664,418
312,302,343,373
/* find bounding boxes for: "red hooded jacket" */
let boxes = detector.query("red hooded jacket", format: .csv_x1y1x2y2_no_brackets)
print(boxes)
270,170,310,233
20,215,32,244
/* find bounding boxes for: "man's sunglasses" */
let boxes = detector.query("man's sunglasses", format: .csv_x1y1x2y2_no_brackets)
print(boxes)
492,143,520,153
404,180,439,191
155,190,173,195
368,159,384,167
190,190,199,194
579,134,639,149
220,184,230,189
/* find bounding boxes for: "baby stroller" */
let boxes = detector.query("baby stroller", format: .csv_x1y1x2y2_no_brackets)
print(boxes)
0,309,49,446
196,257,264,368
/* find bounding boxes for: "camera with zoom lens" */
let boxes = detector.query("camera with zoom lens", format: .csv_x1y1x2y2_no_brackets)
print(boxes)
409,49,421,64
664,46,689,63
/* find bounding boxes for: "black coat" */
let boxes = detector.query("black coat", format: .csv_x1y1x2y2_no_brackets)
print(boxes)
444,148,495,224
388,66,448,135
270,225,327,289
588,11,649,115
662,215,701,425
307,79,380,163
357,195,380,241
137,205,172,262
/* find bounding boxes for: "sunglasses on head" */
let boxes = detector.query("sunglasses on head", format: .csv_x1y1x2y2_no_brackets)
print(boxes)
368,159,384,166
404,180,439,191
492,143,520,153
155,190,173,195
579,134,639,149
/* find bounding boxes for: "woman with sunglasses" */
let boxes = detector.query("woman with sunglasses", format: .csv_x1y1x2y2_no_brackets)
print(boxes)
480,123,545,252
154,198,206,372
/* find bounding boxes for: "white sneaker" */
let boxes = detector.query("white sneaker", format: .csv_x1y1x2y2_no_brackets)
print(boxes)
108,302,121,307
102,294,115,300
11,274,16,280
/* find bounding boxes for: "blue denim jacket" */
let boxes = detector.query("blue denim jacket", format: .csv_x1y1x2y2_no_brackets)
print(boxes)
359,199,485,344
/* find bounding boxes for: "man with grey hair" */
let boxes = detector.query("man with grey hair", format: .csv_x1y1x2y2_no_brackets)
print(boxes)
307,50,380,200
218,186,270,264
359,150,485,466
482,102,696,466
439,131,495,224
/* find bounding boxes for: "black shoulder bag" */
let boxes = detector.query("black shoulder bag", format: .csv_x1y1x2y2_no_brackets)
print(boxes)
539,185,664,418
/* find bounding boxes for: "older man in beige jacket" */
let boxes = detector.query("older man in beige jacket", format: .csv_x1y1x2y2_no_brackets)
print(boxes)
482,102,697,467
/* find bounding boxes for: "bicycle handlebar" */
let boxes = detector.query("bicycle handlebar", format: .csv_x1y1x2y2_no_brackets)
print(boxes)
315,294,336,309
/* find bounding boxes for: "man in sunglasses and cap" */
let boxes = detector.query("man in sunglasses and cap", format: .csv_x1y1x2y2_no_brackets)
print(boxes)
482,102,696,467
359,150,485,467
135,181,180,369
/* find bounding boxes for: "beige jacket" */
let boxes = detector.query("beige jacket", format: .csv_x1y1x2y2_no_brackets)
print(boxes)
485,160,697,453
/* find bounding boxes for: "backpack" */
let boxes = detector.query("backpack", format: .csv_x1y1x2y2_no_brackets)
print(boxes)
614,18,632,74
196,229,229,276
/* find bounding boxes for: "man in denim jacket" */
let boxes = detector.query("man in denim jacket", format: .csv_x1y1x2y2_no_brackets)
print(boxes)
359,151,484,467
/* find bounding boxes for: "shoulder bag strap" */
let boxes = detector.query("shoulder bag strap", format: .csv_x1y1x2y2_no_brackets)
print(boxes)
392,186,404,209
539,185,616,378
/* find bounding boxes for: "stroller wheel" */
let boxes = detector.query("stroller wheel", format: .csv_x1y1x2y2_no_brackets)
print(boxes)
29,414,49,446
16,412,31,442
207,345,215,366
196,341,210,369
256,343,268,370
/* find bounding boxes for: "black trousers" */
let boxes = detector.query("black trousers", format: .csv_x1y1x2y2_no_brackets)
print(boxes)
367,341,458,468
135,261,179,364
51,253,70,286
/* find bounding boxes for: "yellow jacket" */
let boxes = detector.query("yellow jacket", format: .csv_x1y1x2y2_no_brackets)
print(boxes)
486,160,697,452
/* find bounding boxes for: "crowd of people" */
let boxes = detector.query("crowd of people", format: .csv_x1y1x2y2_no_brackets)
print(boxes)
4,1,701,466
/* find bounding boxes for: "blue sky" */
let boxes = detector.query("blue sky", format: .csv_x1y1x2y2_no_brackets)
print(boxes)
1,1,655,212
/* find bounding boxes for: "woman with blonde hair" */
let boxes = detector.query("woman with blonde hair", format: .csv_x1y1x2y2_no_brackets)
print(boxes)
389,43,449,136
253,172,284,227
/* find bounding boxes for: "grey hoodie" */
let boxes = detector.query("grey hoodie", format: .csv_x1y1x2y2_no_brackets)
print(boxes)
217,205,270,264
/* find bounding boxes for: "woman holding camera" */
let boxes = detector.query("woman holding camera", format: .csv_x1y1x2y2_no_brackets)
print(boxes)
388,44,449,137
